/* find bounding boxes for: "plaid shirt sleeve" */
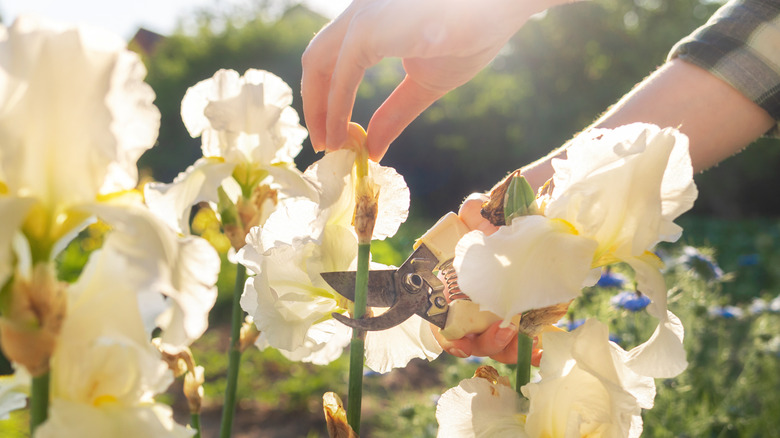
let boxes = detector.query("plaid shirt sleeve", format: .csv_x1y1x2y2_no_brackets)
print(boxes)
669,0,780,133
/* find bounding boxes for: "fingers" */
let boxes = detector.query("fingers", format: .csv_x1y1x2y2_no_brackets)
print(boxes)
489,338,520,364
324,63,366,152
301,25,344,152
323,13,387,152
458,194,499,235
467,321,519,359
531,347,543,367
301,4,360,152
431,320,519,360
365,74,447,161
300,59,331,153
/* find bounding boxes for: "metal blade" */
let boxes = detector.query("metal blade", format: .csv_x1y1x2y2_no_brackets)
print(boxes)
320,270,398,307
332,293,423,331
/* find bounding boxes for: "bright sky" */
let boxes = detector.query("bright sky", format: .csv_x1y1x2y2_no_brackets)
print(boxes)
0,0,351,40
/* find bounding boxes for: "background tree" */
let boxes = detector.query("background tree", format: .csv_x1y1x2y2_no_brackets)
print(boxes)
139,0,780,220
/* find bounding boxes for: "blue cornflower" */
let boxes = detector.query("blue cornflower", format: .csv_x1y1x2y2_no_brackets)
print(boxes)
738,253,760,267
708,305,744,319
611,290,651,312
677,246,724,281
363,368,381,377
465,356,487,365
596,268,629,288
557,318,585,332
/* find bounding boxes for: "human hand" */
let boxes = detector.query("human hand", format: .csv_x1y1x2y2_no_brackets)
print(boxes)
430,193,544,364
301,0,577,161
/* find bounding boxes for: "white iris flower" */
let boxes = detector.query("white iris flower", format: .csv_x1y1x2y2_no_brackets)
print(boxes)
240,150,441,372
144,68,316,235
0,16,219,351
454,124,694,377
436,319,658,438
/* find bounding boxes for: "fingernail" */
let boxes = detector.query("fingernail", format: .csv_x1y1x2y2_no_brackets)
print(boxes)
495,324,518,345
448,348,468,358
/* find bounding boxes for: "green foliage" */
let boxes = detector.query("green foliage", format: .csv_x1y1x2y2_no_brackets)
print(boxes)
0,411,27,438
137,0,780,221
192,327,349,413
139,3,328,183
377,0,733,217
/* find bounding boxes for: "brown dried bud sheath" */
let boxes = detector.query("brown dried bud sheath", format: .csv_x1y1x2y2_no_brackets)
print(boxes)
183,366,205,414
517,300,572,338
323,392,359,438
239,316,261,353
0,263,67,376
480,169,522,227
343,123,377,245
353,192,378,245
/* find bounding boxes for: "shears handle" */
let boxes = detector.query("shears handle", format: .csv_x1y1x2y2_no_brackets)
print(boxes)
416,213,522,340
439,300,521,341
414,212,469,269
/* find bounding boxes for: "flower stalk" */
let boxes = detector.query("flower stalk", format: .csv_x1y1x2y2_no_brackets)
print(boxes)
515,332,533,396
219,263,247,438
190,413,202,438
345,123,375,433
347,242,369,432
30,372,50,433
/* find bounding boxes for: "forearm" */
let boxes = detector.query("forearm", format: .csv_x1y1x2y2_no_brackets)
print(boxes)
594,59,774,172
519,59,775,189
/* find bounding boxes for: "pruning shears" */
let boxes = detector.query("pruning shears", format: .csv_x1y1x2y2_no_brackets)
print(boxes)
321,213,508,340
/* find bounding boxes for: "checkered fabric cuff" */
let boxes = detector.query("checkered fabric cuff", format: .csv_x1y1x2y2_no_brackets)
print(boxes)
669,0,780,134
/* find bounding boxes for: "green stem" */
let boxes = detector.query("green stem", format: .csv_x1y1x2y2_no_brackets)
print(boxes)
191,412,202,438
30,372,50,433
346,243,370,433
515,333,533,396
219,263,247,438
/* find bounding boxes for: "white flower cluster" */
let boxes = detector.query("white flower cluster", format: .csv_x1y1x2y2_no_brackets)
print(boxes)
0,12,701,438
0,17,220,436
237,146,442,373
438,124,699,436
144,63,442,372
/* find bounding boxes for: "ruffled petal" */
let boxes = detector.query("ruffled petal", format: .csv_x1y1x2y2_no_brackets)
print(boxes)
523,319,655,438
254,319,352,366
454,215,598,322
61,247,172,401
239,240,341,351
181,68,306,165
436,375,527,438
621,254,688,378
547,124,696,258
36,400,192,438
364,314,443,373
303,150,409,240
0,16,158,210
85,201,220,350
264,163,319,201
144,157,236,234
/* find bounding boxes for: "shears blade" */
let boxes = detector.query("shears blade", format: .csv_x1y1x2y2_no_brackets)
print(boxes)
320,270,397,307
320,244,449,331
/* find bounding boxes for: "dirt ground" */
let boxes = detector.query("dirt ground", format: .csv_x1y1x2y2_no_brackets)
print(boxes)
171,356,443,437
